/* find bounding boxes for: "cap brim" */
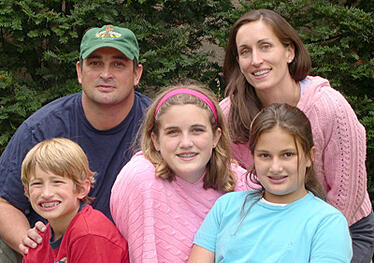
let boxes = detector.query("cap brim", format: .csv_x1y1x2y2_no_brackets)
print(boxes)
81,43,135,60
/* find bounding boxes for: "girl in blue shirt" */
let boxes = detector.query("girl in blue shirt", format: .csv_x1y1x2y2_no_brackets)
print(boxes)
188,103,352,263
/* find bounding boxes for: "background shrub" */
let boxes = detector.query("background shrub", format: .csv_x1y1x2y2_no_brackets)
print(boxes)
1,0,373,201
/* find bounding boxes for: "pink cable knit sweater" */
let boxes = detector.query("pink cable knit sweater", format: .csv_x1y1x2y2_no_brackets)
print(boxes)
110,152,249,263
219,75,372,226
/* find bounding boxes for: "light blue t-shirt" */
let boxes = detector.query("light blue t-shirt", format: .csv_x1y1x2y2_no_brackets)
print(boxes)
194,191,352,263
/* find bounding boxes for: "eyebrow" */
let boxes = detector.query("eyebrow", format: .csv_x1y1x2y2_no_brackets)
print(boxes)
191,124,207,129
29,177,41,181
257,38,271,43
163,123,207,130
238,38,271,48
163,126,178,130
254,147,296,153
86,54,101,59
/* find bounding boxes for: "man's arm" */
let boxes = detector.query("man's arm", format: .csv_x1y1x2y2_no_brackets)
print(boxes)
0,197,30,254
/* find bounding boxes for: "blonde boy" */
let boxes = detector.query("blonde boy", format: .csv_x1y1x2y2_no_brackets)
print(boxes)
21,138,129,263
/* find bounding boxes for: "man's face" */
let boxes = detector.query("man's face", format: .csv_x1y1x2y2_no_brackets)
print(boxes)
76,46,142,108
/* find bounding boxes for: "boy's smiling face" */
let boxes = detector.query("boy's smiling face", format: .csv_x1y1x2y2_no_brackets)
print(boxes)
26,164,89,235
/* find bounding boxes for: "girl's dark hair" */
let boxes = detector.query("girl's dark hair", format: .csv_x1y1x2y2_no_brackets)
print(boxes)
239,104,326,224
224,9,312,144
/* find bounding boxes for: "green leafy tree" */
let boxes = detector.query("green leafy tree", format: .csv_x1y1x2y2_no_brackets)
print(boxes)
1,0,373,201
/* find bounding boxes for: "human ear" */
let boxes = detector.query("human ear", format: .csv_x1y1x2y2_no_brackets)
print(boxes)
133,64,143,87
151,132,160,151
287,43,296,64
76,61,82,85
76,179,91,200
24,186,30,198
213,128,222,148
306,146,316,168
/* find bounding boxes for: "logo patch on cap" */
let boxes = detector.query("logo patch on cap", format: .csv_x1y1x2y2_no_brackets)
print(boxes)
96,26,121,39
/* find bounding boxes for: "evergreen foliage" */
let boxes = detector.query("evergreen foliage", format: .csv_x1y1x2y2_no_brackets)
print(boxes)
1,0,373,200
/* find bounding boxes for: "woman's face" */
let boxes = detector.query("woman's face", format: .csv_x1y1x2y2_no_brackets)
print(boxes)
253,125,310,204
152,104,221,183
236,20,295,92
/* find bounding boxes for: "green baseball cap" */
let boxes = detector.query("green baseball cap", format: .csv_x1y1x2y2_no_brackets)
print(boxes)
80,25,139,61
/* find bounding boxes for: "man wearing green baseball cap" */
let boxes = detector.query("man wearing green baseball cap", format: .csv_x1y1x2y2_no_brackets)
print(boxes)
0,25,151,263
75,25,149,129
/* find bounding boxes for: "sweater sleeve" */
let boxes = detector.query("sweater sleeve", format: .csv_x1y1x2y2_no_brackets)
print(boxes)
303,80,371,225
110,152,159,263
309,212,352,262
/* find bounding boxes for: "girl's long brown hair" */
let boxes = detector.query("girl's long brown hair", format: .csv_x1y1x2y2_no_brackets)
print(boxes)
239,104,326,224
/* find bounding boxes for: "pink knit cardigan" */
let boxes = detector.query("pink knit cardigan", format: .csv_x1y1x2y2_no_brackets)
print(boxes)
110,152,249,263
219,75,372,226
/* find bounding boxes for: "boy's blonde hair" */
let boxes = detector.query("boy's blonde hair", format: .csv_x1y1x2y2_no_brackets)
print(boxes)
21,138,96,203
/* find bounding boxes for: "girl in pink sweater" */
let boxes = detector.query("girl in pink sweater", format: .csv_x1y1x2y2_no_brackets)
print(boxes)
110,81,250,262
220,8,373,262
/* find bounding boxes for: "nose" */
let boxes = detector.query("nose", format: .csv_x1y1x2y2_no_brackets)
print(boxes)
41,184,53,199
269,158,283,174
100,65,113,80
180,133,193,148
251,49,263,66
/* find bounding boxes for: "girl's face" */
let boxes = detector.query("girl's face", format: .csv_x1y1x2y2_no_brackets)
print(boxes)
152,104,221,183
236,20,295,92
253,125,311,204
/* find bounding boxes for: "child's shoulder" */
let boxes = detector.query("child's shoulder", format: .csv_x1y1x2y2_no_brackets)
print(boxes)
23,226,54,262
57,205,128,261
217,190,254,207
113,152,165,195
118,151,156,180
307,193,345,217
68,205,124,241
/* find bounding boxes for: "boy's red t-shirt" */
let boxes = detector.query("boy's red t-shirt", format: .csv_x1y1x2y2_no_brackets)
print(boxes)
22,204,129,263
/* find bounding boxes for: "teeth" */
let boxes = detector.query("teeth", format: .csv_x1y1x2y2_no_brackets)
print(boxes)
178,153,197,158
254,70,270,76
270,176,286,180
41,202,59,208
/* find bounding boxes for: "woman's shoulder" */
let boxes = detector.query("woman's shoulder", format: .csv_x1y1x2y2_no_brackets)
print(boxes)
300,76,359,125
302,76,349,105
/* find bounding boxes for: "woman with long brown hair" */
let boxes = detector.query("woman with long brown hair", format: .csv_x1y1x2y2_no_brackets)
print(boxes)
219,9,373,262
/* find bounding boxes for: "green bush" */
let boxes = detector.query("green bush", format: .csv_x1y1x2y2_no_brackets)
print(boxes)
1,0,373,202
